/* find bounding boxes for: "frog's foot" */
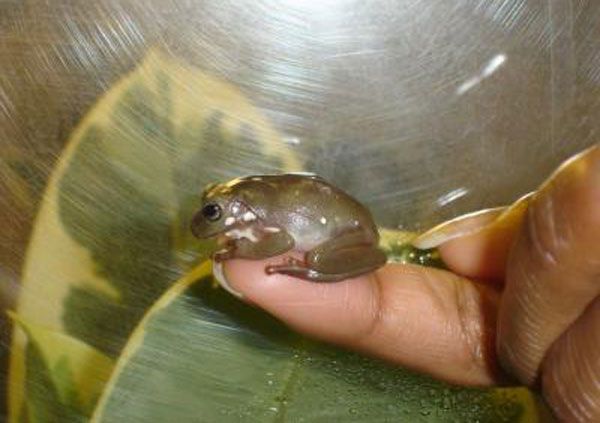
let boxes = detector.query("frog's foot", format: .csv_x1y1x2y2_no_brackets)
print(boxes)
265,263,334,282
265,262,364,282
265,234,388,282
265,256,306,277
281,256,305,266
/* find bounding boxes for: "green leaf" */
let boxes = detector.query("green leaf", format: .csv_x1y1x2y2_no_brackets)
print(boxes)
23,337,81,423
91,263,544,423
10,49,300,421
57,123,176,356
9,312,113,421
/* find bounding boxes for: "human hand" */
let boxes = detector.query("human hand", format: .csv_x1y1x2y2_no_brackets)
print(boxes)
218,145,600,422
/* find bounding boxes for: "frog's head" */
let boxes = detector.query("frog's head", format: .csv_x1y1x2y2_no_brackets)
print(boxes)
190,181,248,239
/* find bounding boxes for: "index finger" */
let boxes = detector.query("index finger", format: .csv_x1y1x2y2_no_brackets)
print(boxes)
222,259,501,386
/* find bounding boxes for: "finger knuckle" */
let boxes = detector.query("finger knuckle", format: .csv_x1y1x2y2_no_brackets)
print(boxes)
524,195,565,269
541,300,600,422
454,278,495,376
543,349,600,422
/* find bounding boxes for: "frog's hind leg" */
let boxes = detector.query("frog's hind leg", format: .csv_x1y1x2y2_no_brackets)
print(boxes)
266,231,387,282
308,240,387,281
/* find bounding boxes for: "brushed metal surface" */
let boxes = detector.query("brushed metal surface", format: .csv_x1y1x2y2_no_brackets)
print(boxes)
2,0,598,419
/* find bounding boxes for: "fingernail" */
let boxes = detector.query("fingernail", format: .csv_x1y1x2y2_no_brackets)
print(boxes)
212,261,244,298
493,191,534,227
412,207,506,249
412,191,535,250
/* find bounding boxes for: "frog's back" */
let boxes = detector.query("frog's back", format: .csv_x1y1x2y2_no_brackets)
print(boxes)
252,174,378,242
236,173,324,186
232,173,329,199
241,173,347,203
235,172,373,212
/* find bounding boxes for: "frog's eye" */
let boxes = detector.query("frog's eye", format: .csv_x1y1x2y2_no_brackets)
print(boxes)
201,203,222,222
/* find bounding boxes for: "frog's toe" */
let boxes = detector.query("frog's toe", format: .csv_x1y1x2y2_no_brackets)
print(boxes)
265,264,347,282
266,263,301,275
282,256,304,266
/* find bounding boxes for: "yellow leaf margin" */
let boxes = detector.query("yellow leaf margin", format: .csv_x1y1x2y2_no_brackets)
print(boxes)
9,48,300,422
89,261,212,422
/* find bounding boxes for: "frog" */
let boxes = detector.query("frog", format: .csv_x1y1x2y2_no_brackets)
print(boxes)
190,173,387,282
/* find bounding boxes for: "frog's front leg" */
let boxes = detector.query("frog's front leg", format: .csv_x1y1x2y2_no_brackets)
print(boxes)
266,230,387,282
223,230,295,261
212,239,237,262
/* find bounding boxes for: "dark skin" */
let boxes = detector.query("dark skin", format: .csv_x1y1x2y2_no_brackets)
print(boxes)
217,146,600,422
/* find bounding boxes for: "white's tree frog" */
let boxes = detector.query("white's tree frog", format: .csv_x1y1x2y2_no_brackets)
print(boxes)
191,173,387,282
